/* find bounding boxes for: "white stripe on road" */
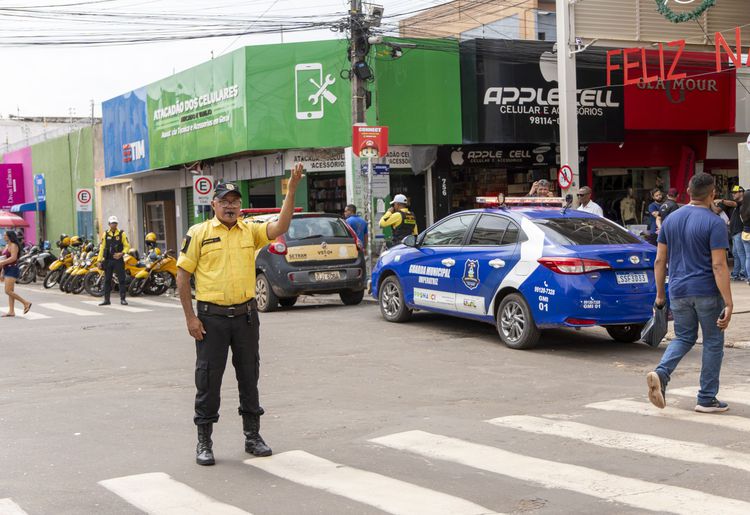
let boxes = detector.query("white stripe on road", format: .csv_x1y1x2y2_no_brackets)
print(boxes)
99,472,251,515
38,303,102,317
488,415,750,474
371,430,750,515
0,499,29,515
245,450,500,515
669,386,750,406
81,300,151,314
17,311,51,320
125,298,181,309
587,399,750,432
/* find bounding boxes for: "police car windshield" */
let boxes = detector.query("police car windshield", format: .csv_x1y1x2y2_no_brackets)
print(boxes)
533,217,641,245
287,217,350,241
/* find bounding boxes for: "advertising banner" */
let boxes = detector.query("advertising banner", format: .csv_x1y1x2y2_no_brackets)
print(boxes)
103,88,151,178
1,164,24,210
148,50,247,170
246,40,352,150
625,50,734,131
353,126,389,157
34,174,45,202
76,188,93,212
461,40,624,144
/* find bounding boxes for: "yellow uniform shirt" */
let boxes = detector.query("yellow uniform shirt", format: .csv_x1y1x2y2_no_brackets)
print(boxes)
177,217,271,306
97,229,131,261
379,209,419,235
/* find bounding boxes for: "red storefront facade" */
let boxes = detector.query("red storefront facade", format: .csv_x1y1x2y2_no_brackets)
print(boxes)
587,50,736,222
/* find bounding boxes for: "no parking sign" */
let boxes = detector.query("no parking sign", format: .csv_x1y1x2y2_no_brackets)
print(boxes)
193,175,215,206
76,188,93,212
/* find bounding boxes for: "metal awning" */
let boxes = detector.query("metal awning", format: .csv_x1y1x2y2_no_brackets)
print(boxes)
10,200,45,213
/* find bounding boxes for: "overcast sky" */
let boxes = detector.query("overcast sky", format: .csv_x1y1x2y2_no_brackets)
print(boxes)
0,0,440,118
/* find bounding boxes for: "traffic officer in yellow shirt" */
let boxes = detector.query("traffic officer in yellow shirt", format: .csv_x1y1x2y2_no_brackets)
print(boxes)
97,215,131,306
176,164,304,466
379,193,418,248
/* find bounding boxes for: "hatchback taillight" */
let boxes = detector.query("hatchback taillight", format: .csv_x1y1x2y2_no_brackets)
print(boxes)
538,257,612,274
269,235,287,255
344,224,363,251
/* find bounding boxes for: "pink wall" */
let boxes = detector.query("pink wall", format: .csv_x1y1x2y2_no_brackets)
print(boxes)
1,147,35,236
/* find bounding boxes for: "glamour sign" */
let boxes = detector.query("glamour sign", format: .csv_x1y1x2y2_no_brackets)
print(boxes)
606,26,750,86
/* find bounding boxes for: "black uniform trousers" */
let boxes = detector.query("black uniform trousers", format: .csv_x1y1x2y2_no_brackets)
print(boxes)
194,308,263,425
102,258,126,302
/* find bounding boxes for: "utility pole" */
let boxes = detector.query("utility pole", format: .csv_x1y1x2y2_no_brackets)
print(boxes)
350,0,366,125
556,0,580,203
349,0,373,274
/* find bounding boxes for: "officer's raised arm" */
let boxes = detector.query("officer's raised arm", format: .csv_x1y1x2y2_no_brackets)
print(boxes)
267,162,305,240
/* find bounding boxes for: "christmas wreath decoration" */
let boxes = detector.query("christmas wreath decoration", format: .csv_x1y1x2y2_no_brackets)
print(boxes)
654,0,716,23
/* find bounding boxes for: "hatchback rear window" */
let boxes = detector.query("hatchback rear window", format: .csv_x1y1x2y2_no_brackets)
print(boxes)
287,217,351,241
533,217,641,245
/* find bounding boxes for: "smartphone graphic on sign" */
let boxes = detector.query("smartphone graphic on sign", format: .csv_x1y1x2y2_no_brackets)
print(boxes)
295,63,324,120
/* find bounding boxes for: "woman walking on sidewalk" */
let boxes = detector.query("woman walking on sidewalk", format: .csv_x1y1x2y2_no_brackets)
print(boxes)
0,230,31,317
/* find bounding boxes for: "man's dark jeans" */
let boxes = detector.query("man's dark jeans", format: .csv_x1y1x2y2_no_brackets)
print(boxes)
655,295,725,405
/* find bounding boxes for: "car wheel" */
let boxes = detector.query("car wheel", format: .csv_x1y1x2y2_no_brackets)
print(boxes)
279,296,298,308
605,324,645,343
256,273,278,312
340,290,364,306
379,276,412,323
496,293,540,350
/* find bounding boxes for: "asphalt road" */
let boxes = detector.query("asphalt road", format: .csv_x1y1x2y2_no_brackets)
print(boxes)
3,285,750,514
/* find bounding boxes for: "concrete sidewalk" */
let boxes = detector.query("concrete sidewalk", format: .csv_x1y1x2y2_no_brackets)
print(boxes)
719,281,750,347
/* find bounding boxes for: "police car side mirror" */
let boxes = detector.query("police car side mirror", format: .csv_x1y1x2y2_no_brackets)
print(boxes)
402,235,418,248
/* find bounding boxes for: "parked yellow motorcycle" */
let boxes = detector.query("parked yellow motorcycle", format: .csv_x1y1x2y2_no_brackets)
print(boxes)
83,248,144,297
128,236,177,296
43,236,75,289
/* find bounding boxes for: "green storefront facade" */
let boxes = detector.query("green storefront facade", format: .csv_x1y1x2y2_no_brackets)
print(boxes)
104,38,461,249
32,127,97,243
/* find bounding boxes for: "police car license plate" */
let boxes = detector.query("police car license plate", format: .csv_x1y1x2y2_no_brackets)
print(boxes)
314,271,342,282
616,272,648,285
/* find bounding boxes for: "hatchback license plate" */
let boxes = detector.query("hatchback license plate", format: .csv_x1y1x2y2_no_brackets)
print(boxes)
314,271,342,282
616,272,648,285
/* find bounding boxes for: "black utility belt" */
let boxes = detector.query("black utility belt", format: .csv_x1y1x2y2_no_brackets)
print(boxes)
197,299,257,317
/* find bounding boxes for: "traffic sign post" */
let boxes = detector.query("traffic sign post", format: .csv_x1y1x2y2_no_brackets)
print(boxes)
352,125,389,277
193,175,215,206
76,188,93,212
558,165,573,191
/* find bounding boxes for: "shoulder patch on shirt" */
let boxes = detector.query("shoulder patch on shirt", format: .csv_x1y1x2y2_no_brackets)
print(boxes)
201,237,221,247
181,235,192,254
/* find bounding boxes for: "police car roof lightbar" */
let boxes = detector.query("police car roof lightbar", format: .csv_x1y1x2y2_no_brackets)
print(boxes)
475,196,565,208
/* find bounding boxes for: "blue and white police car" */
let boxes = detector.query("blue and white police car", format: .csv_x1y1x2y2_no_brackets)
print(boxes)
371,201,657,349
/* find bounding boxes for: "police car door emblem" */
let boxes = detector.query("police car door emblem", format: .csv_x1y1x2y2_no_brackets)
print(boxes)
463,259,480,290
629,255,640,265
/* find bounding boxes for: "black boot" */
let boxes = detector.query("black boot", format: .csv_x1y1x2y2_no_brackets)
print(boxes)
242,414,272,457
196,424,215,466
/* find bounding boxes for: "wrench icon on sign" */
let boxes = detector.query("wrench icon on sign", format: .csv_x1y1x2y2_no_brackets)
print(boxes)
308,74,337,105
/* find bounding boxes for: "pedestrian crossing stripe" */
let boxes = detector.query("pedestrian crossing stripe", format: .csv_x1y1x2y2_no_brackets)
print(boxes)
16,311,51,320
81,300,150,313
38,302,102,317
488,415,750,474
370,430,750,515
0,499,28,515
99,472,251,515
125,298,181,309
245,450,500,515
587,399,750,432
668,385,750,407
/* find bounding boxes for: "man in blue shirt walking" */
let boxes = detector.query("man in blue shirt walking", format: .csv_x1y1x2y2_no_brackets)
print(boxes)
344,204,368,248
647,173,733,413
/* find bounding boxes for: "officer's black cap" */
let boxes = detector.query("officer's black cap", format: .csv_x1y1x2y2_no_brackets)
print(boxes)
214,182,242,199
